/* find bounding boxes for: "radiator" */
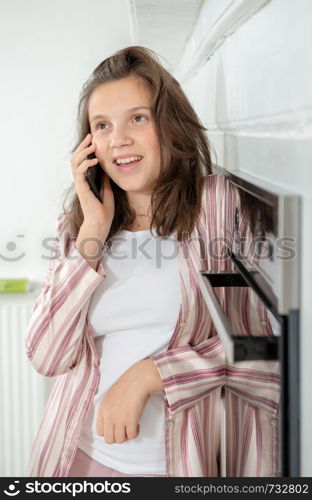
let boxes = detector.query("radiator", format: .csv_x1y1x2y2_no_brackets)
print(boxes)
0,288,53,477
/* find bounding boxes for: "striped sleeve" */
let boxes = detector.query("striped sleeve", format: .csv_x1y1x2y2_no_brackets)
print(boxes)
150,335,225,415
24,212,107,377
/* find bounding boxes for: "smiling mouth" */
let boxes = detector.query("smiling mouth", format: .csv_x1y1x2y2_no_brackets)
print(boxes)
113,156,143,166
114,157,143,171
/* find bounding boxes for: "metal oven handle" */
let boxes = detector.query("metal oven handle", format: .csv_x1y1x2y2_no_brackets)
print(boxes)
198,270,279,363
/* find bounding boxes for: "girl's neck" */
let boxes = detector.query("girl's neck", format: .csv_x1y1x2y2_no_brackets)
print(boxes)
125,213,152,232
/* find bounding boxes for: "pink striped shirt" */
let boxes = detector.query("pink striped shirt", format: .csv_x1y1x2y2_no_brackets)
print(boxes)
24,173,281,477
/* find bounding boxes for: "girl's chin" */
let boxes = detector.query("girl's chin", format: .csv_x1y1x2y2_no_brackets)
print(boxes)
118,177,145,187
111,174,155,193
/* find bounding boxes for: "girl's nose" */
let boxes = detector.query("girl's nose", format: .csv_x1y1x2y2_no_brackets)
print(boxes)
109,123,134,146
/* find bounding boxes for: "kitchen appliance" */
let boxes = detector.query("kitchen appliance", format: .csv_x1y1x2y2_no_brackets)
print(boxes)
198,167,300,477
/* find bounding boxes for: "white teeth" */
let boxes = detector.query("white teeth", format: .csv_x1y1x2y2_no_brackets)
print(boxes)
115,156,142,165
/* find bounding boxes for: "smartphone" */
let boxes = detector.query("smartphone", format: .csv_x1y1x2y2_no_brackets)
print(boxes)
85,153,104,203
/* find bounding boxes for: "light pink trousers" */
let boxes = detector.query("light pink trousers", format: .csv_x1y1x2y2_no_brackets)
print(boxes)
67,448,168,477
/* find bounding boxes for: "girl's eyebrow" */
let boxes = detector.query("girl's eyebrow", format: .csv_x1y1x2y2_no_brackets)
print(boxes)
90,106,151,123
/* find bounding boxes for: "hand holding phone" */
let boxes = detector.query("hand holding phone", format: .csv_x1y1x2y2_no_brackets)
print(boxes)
86,152,104,203
71,134,115,227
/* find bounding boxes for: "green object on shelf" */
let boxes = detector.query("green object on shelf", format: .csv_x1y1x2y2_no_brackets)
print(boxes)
0,279,29,293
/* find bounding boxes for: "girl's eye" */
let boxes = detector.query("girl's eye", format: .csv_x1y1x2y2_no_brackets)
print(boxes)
133,114,147,123
95,114,148,130
97,122,108,130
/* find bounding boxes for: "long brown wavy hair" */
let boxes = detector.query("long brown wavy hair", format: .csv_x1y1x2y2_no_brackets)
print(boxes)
61,45,213,242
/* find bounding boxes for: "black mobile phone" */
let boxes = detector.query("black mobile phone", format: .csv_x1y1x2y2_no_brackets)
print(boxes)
85,153,104,203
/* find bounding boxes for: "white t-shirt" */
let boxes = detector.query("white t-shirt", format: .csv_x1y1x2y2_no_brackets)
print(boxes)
78,227,181,474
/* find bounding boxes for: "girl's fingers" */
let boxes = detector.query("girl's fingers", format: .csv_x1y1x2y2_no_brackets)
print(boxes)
126,422,139,440
72,134,92,158
114,426,128,444
76,157,99,173
95,412,104,436
74,143,96,167
75,133,92,154
104,422,115,445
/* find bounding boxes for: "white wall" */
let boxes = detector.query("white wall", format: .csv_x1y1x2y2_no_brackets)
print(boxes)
0,0,135,477
174,0,312,476
0,0,135,283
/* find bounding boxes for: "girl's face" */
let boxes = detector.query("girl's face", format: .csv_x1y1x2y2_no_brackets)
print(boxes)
88,76,162,196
